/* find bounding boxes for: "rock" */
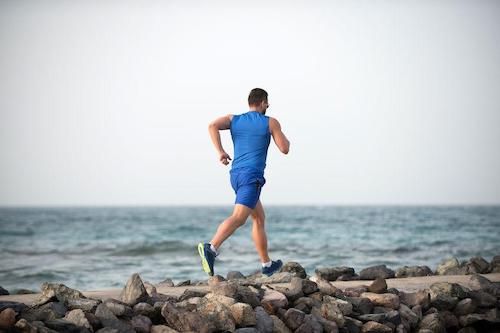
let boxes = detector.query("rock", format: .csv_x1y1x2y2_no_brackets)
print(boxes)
270,314,292,333
360,292,400,309
254,272,294,283
63,309,93,332
358,313,388,323
344,286,369,297
130,314,152,333
457,327,477,333
367,278,387,293
0,308,16,329
103,298,134,317
95,303,135,333
281,261,307,278
230,302,256,327
36,282,86,306
119,273,150,306
490,255,500,273
161,302,215,333
468,273,499,295
453,298,477,316
467,290,496,307
315,267,355,281
294,296,319,313
207,275,226,286
235,328,258,333
283,308,306,331
361,320,392,333
197,297,235,332
158,278,174,287
430,282,467,298
175,280,190,286
204,292,236,307
96,328,119,333
399,290,431,309
466,256,490,274
238,285,263,307
337,273,360,281
150,325,179,333
16,289,37,294
210,280,239,298
435,257,469,275
19,302,66,322
344,316,363,332
0,301,27,313
227,271,245,280
295,314,323,333
359,265,395,280
303,279,319,295
399,303,419,330
133,302,156,317
345,296,374,315
284,277,304,301
143,281,157,297
314,314,339,333
418,313,446,333
65,298,101,312
177,288,208,301
0,287,9,296
44,318,91,332
395,265,433,278
323,295,353,316
439,310,458,330
255,306,274,333
261,288,288,314
315,278,339,296
311,300,346,327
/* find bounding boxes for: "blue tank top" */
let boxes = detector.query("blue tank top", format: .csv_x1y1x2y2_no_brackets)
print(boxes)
230,111,271,174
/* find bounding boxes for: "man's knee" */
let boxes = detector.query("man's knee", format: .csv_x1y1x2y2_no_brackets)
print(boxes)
231,213,249,226
251,214,265,227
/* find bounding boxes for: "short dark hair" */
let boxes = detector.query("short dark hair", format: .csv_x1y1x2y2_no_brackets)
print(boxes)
248,88,268,106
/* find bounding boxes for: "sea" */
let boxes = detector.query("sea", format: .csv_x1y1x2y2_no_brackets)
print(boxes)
1,206,499,294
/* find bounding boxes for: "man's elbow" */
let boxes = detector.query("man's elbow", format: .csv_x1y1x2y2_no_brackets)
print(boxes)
281,143,290,154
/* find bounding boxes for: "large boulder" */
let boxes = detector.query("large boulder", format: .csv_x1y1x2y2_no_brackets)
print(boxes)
315,267,355,281
281,262,307,278
161,302,215,333
359,265,395,280
418,313,446,333
395,265,433,278
35,283,86,306
119,273,150,306
360,292,400,309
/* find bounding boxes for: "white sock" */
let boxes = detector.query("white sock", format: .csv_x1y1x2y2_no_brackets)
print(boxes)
209,243,218,256
262,260,272,268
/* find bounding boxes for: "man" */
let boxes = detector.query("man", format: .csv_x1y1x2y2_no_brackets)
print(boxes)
198,88,290,277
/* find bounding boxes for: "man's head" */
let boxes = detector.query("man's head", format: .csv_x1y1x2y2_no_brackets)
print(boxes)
248,88,269,115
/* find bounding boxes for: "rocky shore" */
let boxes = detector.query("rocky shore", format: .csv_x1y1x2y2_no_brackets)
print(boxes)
0,255,499,333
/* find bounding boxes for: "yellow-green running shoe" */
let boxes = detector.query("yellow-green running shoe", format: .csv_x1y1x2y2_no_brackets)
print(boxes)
198,242,216,276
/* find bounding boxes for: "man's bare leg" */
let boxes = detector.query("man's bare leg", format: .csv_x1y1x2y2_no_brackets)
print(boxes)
210,204,252,250
251,200,271,263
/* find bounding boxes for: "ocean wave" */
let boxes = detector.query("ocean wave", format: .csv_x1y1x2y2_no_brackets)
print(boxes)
109,240,193,257
0,228,35,236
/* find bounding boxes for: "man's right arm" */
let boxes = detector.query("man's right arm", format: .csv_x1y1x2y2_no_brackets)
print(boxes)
269,117,290,154
208,114,233,165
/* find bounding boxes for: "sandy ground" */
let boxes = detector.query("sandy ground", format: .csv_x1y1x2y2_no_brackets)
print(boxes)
1,273,499,307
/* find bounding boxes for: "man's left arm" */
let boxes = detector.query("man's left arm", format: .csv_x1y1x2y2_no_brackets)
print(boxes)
208,114,233,165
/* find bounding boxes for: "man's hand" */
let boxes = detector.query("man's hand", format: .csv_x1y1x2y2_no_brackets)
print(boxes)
219,151,232,165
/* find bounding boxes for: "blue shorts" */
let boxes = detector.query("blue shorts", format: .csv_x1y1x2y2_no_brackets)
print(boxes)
230,170,266,209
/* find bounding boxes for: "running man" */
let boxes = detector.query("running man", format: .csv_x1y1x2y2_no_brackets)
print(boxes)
198,88,290,277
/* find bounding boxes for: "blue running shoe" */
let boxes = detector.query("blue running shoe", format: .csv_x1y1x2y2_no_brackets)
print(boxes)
262,259,283,277
198,243,216,276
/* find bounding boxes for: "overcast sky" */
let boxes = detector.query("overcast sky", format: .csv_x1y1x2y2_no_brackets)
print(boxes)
1,0,499,206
